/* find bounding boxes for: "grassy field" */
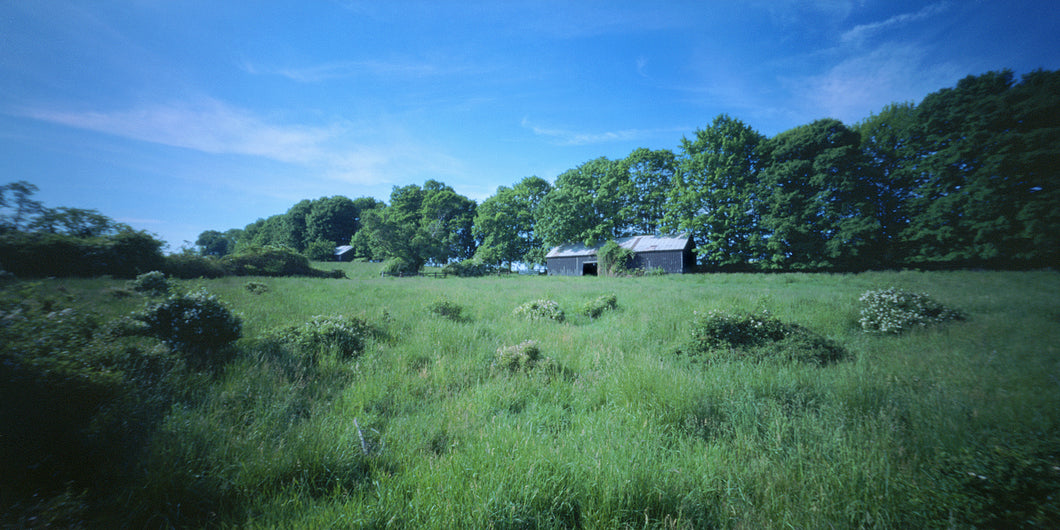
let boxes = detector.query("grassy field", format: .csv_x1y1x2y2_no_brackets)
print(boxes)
4,265,1059,528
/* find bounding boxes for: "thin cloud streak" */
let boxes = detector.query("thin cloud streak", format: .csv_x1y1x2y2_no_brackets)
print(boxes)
841,2,950,45
521,118,686,146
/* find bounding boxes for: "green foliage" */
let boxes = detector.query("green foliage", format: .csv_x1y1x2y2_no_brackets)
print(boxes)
129,270,170,296
858,287,965,334
222,245,324,277
305,239,337,261
596,240,634,276
270,314,373,359
0,229,165,278
162,252,228,279
582,293,617,319
492,340,551,374
425,298,468,322
441,258,495,277
473,176,552,267
513,299,565,322
663,114,766,269
684,309,846,364
135,289,242,368
244,281,269,294
381,256,417,276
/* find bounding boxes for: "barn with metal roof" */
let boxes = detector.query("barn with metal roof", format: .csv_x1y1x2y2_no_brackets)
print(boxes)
545,234,695,276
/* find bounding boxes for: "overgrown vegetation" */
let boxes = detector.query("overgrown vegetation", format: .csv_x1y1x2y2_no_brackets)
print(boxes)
2,266,1058,528
513,298,565,322
582,293,617,319
858,287,966,334
682,309,847,365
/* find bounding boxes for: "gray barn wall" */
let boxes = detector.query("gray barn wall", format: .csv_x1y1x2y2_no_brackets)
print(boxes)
548,249,692,276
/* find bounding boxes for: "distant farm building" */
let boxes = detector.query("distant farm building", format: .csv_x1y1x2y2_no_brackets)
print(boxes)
334,245,356,262
545,234,695,276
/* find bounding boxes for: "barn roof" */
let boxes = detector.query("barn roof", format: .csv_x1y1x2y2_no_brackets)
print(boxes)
545,234,691,259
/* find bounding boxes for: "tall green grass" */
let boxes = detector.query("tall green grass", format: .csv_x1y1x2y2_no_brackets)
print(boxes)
5,266,1058,528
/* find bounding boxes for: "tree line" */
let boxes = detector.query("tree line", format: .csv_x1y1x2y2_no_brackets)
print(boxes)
207,69,1056,272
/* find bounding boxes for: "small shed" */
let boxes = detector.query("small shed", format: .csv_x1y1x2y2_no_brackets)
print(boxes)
334,245,356,262
545,234,695,276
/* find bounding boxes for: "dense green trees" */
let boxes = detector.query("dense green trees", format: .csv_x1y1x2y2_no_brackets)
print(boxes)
0,182,165,278
663,115,765,270
351,180,477,270
473,176,552,268
196,68,1058,272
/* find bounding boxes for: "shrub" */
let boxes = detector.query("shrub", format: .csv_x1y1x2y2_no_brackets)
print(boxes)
493,340,545,373
271,315,373,359
514,299,565,322
683,309,846,365
222,246,330,277
582,293,618,319
381,257,417,277
244,281,269,295
442,259,496,277
305,240,336,261
135,289,242,368
426,298,468,322
129,270,170,296
597,240,634,276
162,253,227,279
858,287,966,334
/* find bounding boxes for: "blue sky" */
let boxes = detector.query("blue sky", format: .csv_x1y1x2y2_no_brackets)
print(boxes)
2,1,1057,251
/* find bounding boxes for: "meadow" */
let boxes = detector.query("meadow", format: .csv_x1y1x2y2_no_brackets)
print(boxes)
3,265,1059,528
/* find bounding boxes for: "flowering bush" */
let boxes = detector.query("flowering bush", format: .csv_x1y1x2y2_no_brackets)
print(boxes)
492,340,564,376
684,309,845,365
514,299,565,322
136,289,242,366
271,314,372,359
129,270,170,296
858,288,965,334
582,294,617,319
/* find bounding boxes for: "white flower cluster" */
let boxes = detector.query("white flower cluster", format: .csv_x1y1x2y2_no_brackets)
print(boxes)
858,287,964,334
513,299,565,322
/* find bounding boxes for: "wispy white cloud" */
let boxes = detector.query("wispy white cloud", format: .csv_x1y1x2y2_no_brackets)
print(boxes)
521,118,685,146
841,2,950,45
21,99,334,164
19,98,465,188
243,58,459,83
786,43,963,124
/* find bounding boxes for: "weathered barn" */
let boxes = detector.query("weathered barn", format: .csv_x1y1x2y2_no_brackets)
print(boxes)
545,234,695,276
334,245,356,262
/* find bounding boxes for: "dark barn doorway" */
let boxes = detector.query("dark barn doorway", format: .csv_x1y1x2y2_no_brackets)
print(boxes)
582,262,598,276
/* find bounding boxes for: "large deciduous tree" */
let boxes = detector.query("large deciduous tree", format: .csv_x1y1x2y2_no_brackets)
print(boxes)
901,70,1060,268
473,176,552,268
758,119,880,271
663,115,765,270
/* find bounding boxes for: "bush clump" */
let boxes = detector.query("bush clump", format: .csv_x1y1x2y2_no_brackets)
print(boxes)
244,281,269,295
493,340,546,373
271,315,373,359
683,309,846,365
858,287,966,334
514,299,565,322
381,257,417,277
582,293,617,319
129,270,170,296
135,289,242,368
162,253,228,279
426,298,468,322
441,259,496,277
